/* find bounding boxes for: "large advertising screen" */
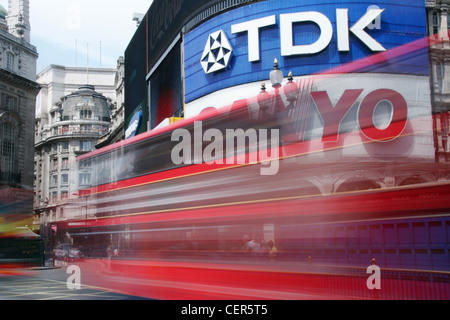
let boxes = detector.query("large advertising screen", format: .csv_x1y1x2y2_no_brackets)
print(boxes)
184,0,429,103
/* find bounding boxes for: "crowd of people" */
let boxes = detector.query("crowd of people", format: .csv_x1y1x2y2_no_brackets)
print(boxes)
241,235,278,260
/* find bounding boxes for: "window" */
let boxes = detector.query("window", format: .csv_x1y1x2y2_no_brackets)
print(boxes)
1,124,14,155
62,157,69,169
51,174,57,187
432,11,439,36
51,158,58,171
61,174,69,185
2,94,17,112
62,141,69,151
431,10,450,39
0,123,16,173
79,158,91,169
79,173,91,186
80,110,92,119
6,52,14,71
80,140,92,151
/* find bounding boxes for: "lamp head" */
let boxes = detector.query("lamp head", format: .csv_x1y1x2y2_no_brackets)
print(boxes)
269,58,284,87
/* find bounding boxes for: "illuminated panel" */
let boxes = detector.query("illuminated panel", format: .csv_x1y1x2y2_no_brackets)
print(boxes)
184,0,428,103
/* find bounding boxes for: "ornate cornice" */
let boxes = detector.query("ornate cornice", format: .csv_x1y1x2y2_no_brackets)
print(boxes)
0,29,37,56
0,68,40,93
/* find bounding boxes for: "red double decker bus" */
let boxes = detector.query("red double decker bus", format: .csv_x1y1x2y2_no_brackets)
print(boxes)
44,38,450,300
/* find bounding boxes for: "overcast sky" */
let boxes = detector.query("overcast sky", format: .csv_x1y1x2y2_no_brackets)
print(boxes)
0,0,153,73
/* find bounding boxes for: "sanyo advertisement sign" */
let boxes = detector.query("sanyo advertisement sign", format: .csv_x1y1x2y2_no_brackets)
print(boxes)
184,0,428,103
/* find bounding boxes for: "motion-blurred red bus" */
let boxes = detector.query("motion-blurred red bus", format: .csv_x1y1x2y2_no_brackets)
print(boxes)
44,37,450,300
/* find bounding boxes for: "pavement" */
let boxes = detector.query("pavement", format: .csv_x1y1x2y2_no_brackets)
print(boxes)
0,266,149,300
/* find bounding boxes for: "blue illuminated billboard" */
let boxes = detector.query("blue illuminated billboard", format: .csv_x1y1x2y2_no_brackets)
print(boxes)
184,0,428,103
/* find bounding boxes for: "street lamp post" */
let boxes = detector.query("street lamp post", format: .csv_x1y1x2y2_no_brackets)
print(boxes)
284,71,298,111
257,82,272,119
269,58,286,114
257,58,299,144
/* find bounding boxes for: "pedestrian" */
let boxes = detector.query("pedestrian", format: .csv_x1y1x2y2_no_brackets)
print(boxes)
267,240,277,261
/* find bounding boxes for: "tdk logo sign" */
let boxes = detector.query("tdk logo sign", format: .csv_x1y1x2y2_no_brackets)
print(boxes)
201,30,234,74
201,7,385,73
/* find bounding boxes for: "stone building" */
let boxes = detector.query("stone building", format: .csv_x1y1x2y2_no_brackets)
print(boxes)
0,0,39,230
33,66,116,226
426,0,450,163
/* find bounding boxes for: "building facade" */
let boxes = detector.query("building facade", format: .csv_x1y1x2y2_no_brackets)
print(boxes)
33,66,117,227
427,0,450,163
0,0,39,232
